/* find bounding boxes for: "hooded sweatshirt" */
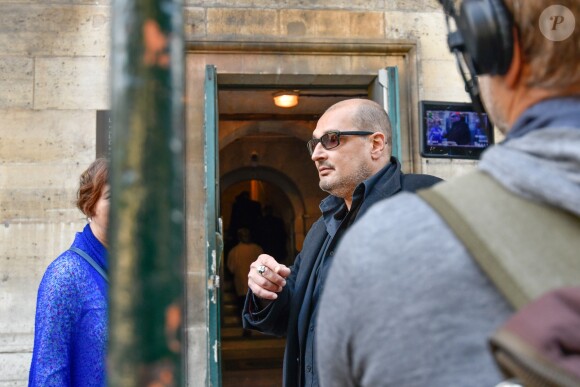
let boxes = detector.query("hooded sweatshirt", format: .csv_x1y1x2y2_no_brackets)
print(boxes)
316,97,580,387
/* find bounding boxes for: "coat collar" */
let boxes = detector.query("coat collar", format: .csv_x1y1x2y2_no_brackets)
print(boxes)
319,156,403,226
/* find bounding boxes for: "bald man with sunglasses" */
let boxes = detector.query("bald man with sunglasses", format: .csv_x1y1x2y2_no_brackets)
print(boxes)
242,98,441,387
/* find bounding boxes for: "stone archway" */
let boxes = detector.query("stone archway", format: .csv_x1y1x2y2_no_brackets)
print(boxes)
221,166,308,247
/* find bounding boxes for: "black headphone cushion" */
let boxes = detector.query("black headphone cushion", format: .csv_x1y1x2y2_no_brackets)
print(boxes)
458,0,514,75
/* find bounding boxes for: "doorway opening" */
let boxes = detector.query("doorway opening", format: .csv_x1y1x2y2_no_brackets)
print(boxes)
192,39,419,386
220,178,292,385
211,68,408,386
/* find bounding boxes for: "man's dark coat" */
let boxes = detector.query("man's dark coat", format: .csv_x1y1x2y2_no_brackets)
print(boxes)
242,157,441,386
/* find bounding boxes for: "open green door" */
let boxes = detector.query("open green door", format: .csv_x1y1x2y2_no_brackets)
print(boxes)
370,67,402,163
204,64,223,387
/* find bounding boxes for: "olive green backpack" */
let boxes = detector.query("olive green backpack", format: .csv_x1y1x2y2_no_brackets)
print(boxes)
418,171,580,387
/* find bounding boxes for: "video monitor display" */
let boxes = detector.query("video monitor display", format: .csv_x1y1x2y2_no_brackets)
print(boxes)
420,101,494,160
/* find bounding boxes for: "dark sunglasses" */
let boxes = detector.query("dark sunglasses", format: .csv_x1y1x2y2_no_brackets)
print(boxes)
307,130,374,155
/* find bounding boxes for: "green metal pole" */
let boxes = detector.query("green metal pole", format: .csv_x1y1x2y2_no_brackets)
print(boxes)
108,0,185,386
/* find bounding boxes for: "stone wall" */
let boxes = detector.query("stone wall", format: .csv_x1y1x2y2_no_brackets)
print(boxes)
0,0,479,385
0,2,111,385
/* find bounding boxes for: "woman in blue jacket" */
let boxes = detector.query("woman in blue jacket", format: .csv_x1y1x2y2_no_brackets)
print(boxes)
29,158,109,387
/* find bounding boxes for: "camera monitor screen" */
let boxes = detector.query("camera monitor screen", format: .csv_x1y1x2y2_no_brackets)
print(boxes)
420,101,494,160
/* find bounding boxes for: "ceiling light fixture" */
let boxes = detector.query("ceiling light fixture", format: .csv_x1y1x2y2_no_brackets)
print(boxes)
273,91,299,108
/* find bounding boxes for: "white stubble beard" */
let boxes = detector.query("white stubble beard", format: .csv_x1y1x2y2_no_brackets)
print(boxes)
319,161,372,199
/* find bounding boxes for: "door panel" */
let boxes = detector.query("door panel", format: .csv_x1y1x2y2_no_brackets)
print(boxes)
204,64,223,387
369,67,403,164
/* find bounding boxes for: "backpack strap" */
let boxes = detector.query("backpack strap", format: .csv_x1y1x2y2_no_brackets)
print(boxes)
69,246,109,283
417,170,580,309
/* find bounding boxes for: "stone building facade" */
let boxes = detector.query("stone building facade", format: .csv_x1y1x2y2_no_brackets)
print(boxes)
0,0,494,385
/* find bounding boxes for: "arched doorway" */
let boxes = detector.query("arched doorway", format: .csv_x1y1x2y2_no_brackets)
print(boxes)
220,174,299,385
221,166,308,261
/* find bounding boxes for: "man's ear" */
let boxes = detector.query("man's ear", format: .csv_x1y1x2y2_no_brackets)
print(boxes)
505,27,523,89
370,132,386,159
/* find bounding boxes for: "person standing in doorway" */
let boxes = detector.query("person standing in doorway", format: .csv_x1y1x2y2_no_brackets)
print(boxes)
259,205,288,264
227,228,264,316
228,191,263,245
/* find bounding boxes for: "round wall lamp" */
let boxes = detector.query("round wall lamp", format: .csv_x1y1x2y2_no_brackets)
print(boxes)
273,91,299,108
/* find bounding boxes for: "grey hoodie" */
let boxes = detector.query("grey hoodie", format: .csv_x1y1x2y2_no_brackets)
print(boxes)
316,126,580,387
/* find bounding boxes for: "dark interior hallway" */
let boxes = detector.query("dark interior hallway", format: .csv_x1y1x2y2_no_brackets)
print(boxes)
221,275,285,387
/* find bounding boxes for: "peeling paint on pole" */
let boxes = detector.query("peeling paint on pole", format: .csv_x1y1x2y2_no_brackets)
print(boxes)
108,0,185,386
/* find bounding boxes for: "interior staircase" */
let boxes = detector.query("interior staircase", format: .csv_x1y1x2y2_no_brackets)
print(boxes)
221,274,286,387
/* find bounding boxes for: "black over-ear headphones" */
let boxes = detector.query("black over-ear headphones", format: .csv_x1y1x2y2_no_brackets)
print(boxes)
438,0,515,111
454,0,514,76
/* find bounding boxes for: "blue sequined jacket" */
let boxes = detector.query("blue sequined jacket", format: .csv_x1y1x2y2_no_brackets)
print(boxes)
29,224,108,387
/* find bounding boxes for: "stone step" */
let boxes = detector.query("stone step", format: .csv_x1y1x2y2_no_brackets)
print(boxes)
223,315,242,327
222,367,283,386
222,292,237,304
221,327,279,339
222,326,245,338
222,279,234,292
221,337,286,362
223,359,283,374
222,303,239,316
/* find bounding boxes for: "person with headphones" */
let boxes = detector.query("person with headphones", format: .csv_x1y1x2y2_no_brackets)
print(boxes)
316,1,580,386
